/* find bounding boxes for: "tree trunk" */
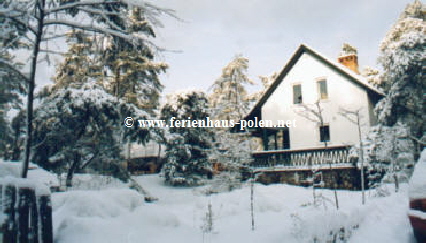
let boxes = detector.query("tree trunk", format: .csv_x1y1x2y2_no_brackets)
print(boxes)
22,0,46,178
66,154,81,187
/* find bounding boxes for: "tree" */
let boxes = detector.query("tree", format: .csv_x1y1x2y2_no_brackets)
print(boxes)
0,0,174,178
0,2,28,157
32,81,150,186
338,107,366,204
3,110,26,160
375,0,425,152
209,55,254,168
51,29,104,89
160,91,215,186
210,55,253,121
296,100,339,209
364,1,425,183
101,7,168,111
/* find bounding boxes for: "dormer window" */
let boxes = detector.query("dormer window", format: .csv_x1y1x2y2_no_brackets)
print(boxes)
293,84,302,104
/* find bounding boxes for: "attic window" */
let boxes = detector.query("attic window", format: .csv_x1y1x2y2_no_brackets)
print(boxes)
317,79,328,99
320,125,330,143
293,84,302,104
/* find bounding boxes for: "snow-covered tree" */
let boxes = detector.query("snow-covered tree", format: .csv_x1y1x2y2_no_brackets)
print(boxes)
367,1,425,179
0,1,29,157
375,0,425,144
209,55,254,168
0,0,174,178
249,72,278,104
367,124,416,181
3,110,26,160
106,14,168,111
51,29,104,89
160,91,215,185
210,55,253,121
32,81,152,186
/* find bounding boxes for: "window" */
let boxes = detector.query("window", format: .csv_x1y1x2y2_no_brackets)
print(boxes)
319,125,330,143
317,79,328,99
293,84,302,104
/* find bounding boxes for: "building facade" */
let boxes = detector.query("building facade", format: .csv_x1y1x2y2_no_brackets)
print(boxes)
246,44,384,189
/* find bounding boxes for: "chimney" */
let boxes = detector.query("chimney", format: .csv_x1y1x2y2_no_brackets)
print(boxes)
338,43,360,74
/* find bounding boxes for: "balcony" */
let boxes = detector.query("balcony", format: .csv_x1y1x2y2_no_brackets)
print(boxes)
252,145,352,169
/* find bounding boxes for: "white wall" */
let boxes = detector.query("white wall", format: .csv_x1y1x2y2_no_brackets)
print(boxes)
262,53,372,150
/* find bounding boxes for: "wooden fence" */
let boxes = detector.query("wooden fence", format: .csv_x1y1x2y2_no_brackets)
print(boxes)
0,183,53,243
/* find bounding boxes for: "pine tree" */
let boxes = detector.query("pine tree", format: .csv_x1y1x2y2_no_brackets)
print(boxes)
102,7,168,111
51,29,103,89
160,91,214,186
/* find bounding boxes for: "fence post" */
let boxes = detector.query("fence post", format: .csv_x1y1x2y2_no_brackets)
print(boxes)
40,195,53,243
19,187,31,243
3,184,18,242
29,188,39,243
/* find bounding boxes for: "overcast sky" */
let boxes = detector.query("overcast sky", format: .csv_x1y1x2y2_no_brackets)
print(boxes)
33,0,412,96
152,0,412,94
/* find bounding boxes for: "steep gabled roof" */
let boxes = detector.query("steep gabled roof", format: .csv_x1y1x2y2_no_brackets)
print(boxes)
246,44,384,120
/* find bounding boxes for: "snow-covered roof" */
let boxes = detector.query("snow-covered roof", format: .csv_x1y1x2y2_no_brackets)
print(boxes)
246,44,384,120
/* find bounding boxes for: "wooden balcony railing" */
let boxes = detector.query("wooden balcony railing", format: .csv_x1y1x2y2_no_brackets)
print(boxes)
252,145,352,168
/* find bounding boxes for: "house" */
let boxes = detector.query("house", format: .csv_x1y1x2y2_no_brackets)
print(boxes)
245,44,384,189
126,141,166,174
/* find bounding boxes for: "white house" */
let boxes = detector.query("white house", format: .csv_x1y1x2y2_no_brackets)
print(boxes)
246,44,383,173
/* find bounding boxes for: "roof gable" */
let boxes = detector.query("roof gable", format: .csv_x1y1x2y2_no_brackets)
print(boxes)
246,44,383,120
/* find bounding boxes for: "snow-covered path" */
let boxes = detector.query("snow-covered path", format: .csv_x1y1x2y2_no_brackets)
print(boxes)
52,175,415,243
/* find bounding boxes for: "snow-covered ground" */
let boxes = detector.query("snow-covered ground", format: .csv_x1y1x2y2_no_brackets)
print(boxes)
51,174,416,243
0,160,417,242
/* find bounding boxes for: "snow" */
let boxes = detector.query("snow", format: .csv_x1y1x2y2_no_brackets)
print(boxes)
0,161,54,226
408,210,426,220
0,161,416,242
408,149,426,199
0,160,58,189
51,174,416,243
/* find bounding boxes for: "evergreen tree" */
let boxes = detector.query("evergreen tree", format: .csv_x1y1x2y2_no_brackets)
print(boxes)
102,8,168,112
51,30,103,89
368,1,424,180
375,0,425,142
210,55,253,121
0,1,28,157
160,91,214,185
209,55,254,167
